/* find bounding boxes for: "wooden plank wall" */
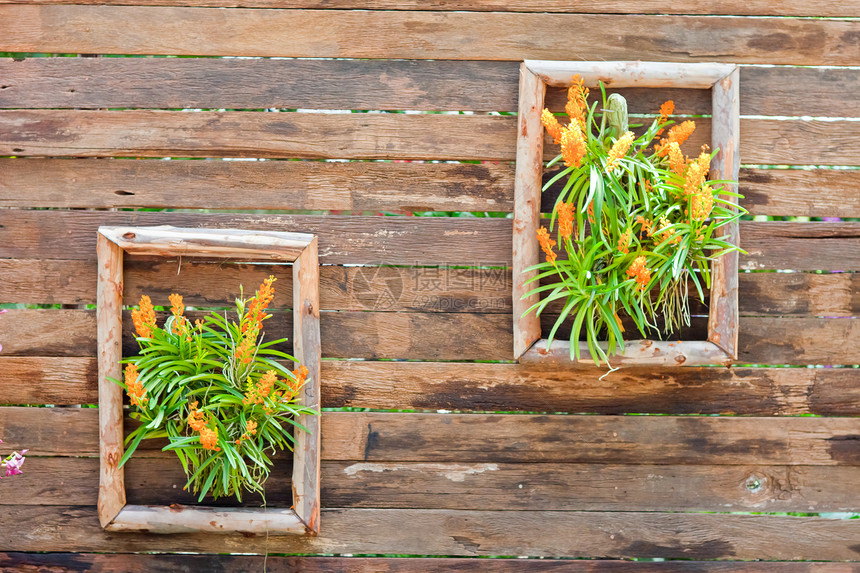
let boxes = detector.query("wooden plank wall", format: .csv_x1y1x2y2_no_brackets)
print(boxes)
1,1,859,570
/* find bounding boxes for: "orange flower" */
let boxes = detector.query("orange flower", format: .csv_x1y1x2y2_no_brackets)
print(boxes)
668,120,696,147
242,276,276,335
654,217,681,246
188,401,207,432
656,100,674,136
587,201,595,224
124,363,147,408
243,369,277,406
131,295,156,339
617,229,631,254
605,131,635,173
668,142,686,177
198,425,220,452
536,226,557,265
540,109,564,145
635,215,653,237
565,74,589,128
234,337,253,365
560,122,587,169
236,419,259,447
683,151,711,196
556,202,575,241
626,255,651,292
690,185,715,221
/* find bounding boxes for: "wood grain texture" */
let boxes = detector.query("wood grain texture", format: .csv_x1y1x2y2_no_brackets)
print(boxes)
13,457,860,513
1,212,858,272
1,260,858,318
0,158,515,213
0,554,853,573
0,7,857,65
291,239,321,534
95,234,126,528
107,505,307,535
3,159,858,217
4,408,859,466
1,505,859,559
4,357,860,416
2,59,859,119
512,63,544,358
527,60,733,89
3,110,860,165
1,308,858,364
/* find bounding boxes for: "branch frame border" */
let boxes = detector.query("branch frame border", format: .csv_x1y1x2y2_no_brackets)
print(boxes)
512,60,740,367
96,225,321,535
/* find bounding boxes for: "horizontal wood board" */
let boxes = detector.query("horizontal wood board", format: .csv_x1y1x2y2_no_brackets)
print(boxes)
0,505,858,559
11,457,860,513
1,8,858,65
3,408,859,466
1,1,858,16
3,111,860,166
0,212,857,271
1,59,858,119
0,554,857,572
0,308,857,364
2,159,859,217
3,357,860,416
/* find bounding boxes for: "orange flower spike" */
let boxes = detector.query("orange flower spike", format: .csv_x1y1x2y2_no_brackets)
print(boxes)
668,142,686,178
536,226,557,265
559,122,587,169
617,230,631,254
667,120,696,147
656,100,674,136
556,202,575,241
691,185,715,221
587,201,595,224
625,255,652,292
198,425,221,452
565,74,589,128
683,151,711,196
131,295,156,338
124,363,147,408
605,131,635,173
636,215,654,237
540,109,564,145
246,419,258,436
168,293,185,318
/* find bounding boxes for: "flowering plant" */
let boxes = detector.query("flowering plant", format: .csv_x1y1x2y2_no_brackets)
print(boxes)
114,276,318,502
524,77,745,367
1,440,27,480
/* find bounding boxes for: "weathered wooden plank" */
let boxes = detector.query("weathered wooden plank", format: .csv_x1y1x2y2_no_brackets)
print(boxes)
12,457,860,513
5,158,859,217
0,211,514,266
4,357,860,416
2,260,858,318
1,212,859,272
2,505,859,559
0,8,857,65
4,408,859,465
2,59,859,119
0,110,516,161
3,110,860,165
3,357,859,416
0,158,514,213
0,554,855,573
0,308,858,364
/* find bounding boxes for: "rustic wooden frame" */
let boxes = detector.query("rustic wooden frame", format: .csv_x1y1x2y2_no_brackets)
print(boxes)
96,225,321,535
513,60,740,367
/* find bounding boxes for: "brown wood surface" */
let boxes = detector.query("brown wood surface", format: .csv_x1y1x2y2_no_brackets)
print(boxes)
1,259,858,317
3,110,860,165
1,308,858,364
2,59,859,119
3,158,859,217
0,554,855,573
4,408,859,465
3,357,860,416
1,505,859,559
1,8,857,65
1,211,858,271
0,1,857,17
12,457,860,513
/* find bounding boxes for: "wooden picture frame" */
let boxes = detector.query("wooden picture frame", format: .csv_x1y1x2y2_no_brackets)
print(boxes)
513,60,740,367
96,225,321,535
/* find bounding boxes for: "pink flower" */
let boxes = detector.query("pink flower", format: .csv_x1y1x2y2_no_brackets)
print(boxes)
0,439,27,479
